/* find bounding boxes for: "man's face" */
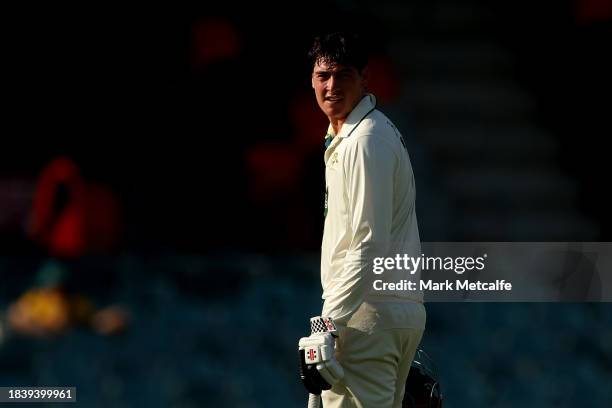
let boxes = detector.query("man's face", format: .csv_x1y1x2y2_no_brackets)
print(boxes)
312,60,366,122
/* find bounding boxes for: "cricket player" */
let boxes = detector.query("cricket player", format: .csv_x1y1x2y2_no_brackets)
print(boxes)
300,32,426,408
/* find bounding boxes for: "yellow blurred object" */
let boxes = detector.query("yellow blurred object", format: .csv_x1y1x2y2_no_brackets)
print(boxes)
8,288,70,336
8,287,129,338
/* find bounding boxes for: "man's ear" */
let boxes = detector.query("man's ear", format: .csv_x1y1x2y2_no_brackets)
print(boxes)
312,76,315,89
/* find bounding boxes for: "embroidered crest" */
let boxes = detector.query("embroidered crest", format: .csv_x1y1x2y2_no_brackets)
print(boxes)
331,152,338,165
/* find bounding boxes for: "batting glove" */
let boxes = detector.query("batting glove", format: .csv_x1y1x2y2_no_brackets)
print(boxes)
298,332,344,394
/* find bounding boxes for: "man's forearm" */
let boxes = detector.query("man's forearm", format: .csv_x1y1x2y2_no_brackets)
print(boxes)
321,251,375,326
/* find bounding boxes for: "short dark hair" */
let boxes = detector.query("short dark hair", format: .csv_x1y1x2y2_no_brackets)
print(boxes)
308,32,369,72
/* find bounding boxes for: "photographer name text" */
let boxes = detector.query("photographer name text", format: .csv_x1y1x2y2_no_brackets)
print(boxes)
373,279,512,291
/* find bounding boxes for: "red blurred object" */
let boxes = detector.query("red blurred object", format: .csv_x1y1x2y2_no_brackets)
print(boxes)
366,55,402,105
84,184,121,253
192,17,241,68
29,157,87,257
289,93,329,151
576,0,612,24
29,157,121,257
246,143,302,203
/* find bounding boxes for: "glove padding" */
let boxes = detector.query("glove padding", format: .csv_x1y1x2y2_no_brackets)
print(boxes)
298,332,344,394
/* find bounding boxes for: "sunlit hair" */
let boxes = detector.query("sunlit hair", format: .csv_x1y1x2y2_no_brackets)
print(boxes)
308,32,369,73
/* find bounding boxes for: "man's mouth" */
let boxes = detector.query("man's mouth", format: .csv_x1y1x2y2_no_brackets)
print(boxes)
325,96,343,102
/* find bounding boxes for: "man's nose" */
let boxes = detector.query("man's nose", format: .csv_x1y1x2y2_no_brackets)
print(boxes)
326,75,338,91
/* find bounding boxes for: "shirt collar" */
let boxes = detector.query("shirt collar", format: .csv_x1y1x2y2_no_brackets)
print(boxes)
336,93,377,139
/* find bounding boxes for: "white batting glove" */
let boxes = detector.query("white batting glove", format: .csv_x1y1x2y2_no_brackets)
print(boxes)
299,332,344,386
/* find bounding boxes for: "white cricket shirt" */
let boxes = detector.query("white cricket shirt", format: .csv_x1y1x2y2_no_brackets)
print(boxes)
320,94,425,330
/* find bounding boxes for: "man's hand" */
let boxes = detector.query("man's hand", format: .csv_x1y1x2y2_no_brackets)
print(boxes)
298,332,344,394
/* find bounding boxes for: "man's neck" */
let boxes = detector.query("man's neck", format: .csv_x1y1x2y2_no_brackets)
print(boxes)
329,118,345,136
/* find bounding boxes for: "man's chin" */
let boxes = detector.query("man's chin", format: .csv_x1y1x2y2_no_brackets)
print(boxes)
325,107,348,119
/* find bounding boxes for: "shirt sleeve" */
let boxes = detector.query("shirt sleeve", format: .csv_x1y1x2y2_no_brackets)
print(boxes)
321,134,396,325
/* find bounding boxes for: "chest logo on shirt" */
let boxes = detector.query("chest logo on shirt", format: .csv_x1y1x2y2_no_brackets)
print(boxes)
327,152,338,167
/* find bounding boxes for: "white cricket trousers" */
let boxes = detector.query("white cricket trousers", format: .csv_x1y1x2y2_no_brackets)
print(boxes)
321,303,425,408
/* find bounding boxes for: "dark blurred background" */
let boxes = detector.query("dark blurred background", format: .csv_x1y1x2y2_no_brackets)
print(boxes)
1,0,611,407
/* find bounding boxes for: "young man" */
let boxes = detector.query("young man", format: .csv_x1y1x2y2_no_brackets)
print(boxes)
307,32,426,407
